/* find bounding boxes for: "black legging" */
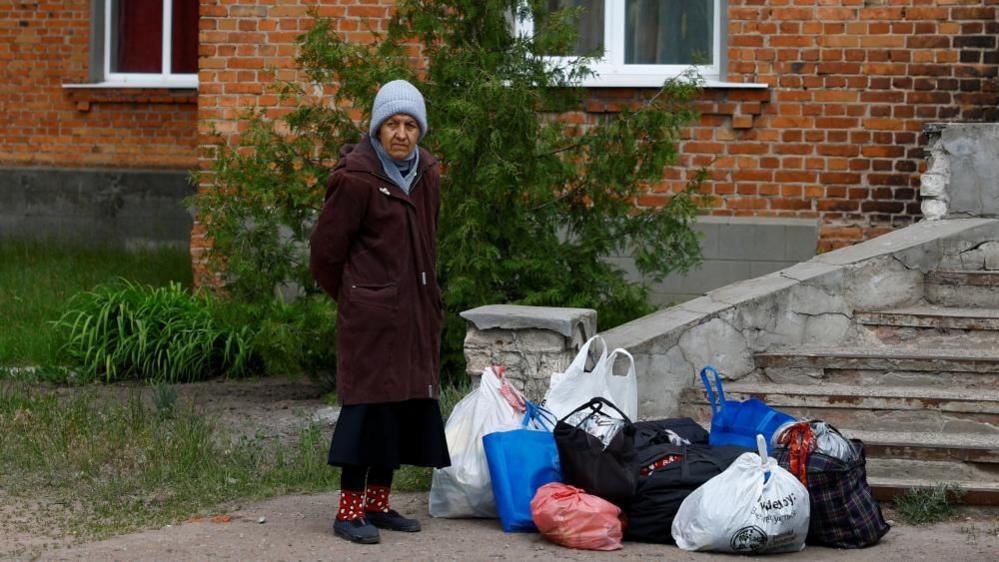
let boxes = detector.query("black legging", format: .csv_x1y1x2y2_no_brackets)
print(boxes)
341,465,394,491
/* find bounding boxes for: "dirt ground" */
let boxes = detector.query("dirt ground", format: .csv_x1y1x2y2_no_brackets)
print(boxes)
22,492,999,561
2,377,997,561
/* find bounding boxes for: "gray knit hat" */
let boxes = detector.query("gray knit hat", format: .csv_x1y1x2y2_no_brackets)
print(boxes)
369,80,428,140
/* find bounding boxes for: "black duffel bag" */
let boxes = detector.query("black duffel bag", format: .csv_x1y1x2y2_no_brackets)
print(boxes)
633,417,709,449
625,442,749,543
553,397,637,508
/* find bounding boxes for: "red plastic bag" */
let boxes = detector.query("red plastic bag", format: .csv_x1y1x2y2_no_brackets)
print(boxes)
530,483,624,551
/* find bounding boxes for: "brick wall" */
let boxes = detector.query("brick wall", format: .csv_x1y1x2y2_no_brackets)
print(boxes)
192,0,378,281
0,0,197,169
591,0,999,251
194,1,999,274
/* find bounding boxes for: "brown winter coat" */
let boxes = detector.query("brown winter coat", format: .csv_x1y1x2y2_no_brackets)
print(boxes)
309,136,443,405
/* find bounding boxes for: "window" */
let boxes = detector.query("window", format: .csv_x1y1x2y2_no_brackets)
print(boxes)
75,0,199,88
521,0,723,87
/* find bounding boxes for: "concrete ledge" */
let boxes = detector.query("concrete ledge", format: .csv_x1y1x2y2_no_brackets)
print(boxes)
460,305,597,401
460,305,597,341
601,218,999,417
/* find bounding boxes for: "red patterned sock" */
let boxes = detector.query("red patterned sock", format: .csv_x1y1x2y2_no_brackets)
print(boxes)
337,489,365,521
364,484,392,514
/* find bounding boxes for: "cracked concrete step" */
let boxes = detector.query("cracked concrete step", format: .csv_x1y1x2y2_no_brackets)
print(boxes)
855,306,999,349
868,477,999,505
866,457,999,483
681,383,999,434
856,306,999,330
926,269,999,307
845,429,999,464
752,346,999,390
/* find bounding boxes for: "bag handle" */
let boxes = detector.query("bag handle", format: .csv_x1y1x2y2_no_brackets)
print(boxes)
558,396,633,425
757,434,772,479
606,348,636,377
699,366,726,415
565,335,608,375
522,401,557,430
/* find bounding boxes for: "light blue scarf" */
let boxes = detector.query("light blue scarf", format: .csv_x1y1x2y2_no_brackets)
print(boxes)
371,137,419,194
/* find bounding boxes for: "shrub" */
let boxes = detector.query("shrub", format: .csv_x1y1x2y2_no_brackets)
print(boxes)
217,296,338,388
55,280,253,383
194,1,708,384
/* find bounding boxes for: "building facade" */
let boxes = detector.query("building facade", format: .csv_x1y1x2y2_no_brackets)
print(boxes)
1,1,996,297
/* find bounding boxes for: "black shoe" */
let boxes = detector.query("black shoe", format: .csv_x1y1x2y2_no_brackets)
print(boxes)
333,517,380,544
365,509,421,532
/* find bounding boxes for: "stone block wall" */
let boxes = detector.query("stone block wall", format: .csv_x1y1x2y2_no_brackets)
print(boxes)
460,305,597,403
920,123,999,220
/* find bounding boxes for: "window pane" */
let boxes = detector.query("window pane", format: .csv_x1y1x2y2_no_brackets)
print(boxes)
537,0,604,57
625,0,714,65
171,0,199,74
111,0,163,73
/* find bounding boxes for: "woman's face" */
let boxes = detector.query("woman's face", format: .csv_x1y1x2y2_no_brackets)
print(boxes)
378,113,420,160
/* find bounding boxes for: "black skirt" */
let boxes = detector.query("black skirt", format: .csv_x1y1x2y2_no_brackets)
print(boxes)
328,399,451,469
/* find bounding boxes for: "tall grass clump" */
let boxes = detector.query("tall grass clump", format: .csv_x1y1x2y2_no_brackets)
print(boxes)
0,239,191,366
894,484,966,525
55,280,253,383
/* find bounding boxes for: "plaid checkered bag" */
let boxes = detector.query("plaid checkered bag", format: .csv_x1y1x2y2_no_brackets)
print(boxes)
775,440,890,548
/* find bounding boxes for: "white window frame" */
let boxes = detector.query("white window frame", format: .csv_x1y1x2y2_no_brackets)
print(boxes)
65,0,198,89
103,0,197,88
518,0,724,88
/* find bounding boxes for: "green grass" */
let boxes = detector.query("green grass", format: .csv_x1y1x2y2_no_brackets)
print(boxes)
0,240,192,367
0,379,473,539
893,484,966,525
0,381,336,538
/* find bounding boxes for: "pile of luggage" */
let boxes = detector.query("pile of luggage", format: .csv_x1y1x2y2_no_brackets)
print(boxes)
429,336,891,554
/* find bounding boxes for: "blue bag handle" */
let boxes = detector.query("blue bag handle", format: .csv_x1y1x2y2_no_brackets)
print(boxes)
755,409,779,433
699,366,726,416
522,401,557,431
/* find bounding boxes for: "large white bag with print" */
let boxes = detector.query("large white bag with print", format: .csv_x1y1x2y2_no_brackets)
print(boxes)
671,435,810,554
429,366,526,518
543,336,638,422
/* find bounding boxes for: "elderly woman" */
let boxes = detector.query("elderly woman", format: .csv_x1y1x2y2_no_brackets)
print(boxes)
309,80,449,544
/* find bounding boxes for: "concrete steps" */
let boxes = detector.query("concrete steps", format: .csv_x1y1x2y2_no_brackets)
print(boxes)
855,306,999,348
752,346,999,390
679,266,999,504
926,269,999,307
680,378,999,503
868,478,999,505
848,429,999,464
681,382,999,434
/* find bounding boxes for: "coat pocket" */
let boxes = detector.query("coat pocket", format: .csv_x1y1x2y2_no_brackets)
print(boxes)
348,282,398,312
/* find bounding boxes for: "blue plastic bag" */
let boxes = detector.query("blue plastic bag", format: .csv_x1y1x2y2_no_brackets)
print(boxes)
483,402,562,532
700,366,795,454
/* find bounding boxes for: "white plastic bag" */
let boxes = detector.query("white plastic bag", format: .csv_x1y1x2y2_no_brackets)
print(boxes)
772,420,858,463
543,336,638,422
429,366,526,518
671,435,810,554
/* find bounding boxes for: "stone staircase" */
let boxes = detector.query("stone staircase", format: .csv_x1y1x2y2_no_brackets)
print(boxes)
681,268,999,504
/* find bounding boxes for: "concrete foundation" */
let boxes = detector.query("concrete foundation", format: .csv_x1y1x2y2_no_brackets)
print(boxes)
605,216,818,305
0,167,194,247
